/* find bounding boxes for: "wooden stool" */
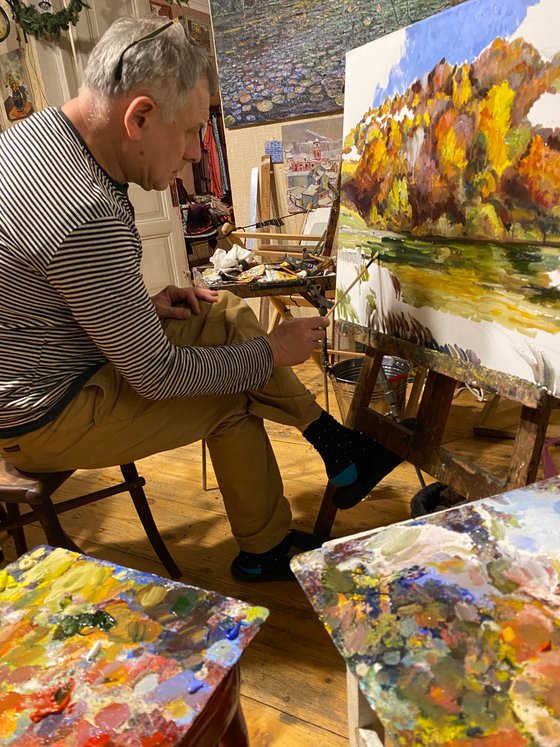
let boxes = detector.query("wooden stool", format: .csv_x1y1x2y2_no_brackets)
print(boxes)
0,459,181,578
186,665,249,746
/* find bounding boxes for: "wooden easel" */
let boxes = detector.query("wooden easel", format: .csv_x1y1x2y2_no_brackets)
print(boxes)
314,327,558,537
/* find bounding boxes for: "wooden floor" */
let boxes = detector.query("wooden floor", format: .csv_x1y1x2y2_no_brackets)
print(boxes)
1,360,559,746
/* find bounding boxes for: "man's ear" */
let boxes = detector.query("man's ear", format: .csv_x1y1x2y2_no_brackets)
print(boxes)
123,96,157,142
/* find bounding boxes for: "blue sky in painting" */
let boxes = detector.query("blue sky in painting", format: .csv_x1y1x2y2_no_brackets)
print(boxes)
371,0,540,108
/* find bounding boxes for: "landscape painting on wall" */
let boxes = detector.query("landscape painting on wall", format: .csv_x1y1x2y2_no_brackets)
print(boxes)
208,0,466,128
281,115,342,214
337,0,560,397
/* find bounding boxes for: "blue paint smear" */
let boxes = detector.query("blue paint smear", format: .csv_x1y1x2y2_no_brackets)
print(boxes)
225,621,242,640
372,0,541,107
554,500,560,515
513,534,538,552
147,669,207,706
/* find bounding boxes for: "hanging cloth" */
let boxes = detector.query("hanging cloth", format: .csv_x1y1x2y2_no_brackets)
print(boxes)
211,113,230,194
202,119,223,198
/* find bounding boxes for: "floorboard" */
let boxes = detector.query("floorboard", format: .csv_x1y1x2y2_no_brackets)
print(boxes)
1,359,559,743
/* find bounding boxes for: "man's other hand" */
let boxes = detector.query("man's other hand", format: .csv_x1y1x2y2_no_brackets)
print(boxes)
266,316,330,367
150,285,219,320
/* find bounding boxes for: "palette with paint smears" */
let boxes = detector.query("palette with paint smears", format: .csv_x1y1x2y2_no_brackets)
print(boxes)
0,546,268,745
292,476,560,745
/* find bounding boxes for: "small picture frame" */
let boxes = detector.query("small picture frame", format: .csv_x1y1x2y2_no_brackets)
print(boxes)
1,49,35,124
149,1,172,19
0,1,20,55
0,7,10,43
188,19,213,56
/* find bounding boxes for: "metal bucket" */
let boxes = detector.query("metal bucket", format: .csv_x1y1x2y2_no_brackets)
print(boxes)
329,356,412,421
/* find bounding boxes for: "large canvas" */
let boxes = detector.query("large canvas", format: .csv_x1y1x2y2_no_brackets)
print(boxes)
337,0,560,396
292,477,560,745
209,0,466,128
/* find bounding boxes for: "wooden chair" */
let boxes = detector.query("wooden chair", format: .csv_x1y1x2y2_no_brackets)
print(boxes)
0,459,181,578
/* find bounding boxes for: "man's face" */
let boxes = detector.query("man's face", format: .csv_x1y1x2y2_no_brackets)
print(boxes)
134,76,210,191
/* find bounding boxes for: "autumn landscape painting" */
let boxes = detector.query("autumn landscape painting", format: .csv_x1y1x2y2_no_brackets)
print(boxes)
337,0,560,397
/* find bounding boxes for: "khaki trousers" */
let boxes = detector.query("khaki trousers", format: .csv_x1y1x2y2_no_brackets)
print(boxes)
1,291,322,552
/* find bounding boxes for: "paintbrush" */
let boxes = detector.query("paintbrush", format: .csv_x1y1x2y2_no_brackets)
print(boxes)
325,249,380,319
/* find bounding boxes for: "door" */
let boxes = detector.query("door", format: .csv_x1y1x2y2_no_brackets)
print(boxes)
131,184,190,294
31,0,190,292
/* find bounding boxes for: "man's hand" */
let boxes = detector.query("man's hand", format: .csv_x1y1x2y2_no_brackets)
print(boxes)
150,285,219,320
266,316,330,367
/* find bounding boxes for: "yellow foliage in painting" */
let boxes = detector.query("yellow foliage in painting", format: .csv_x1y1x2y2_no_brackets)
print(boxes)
365,136,388,174
440,126,468,172
480,171,497,199
341,160,357,180
452,63,472,109
389,118,402,151
466,203,504,238
479,81,515,176
387,177,412,220
368,203,387,228
519,134,560,209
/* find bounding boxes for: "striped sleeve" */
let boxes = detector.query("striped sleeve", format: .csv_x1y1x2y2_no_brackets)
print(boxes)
48,217,273,399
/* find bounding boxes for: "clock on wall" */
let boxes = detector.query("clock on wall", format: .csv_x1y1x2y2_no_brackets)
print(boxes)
0,6,10,43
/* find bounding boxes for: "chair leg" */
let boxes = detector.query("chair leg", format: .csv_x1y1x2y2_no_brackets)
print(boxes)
1,502,28,556
34,498,82,553
219,704,249,747
120,463,182,579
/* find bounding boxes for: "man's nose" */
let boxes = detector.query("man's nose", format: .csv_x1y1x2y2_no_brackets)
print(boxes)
183,136,202,163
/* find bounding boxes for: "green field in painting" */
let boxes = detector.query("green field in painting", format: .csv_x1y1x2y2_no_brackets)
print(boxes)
338,205,560,336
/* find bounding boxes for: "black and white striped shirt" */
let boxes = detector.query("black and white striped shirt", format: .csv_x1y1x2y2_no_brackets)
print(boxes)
0,107,273,436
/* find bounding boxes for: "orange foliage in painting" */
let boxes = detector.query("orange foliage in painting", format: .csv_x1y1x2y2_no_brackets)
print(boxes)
342,37,560,242
519,135,560,210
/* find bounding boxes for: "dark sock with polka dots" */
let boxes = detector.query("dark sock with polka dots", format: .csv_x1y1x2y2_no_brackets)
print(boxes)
303,411,369,485
303,410,405,508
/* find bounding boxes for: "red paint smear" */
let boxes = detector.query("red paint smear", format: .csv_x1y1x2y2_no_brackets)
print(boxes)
29,679,74,723
94,702,130,731
428,685,461,714
0,691,26,713
83,735,111,747
142,733,172,747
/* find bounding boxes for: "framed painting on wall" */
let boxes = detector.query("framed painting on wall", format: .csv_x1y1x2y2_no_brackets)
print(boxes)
209,0,467,128
149,1,172,19
0,0,20,56
281,115,343,214
0,6,9,43
188,19,212,56
0,49,34,123
336,0,560,397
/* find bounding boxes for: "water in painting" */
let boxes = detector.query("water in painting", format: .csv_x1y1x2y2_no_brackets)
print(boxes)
337,0,560,395
209,0,467,127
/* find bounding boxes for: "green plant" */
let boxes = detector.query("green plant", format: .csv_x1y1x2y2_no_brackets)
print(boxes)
5,1,188,40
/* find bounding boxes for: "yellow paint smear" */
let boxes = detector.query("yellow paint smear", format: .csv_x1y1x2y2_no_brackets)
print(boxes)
0,709,17,741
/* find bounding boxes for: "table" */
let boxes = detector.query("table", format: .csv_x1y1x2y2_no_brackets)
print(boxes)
291,477,560,746
0,546,269,746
